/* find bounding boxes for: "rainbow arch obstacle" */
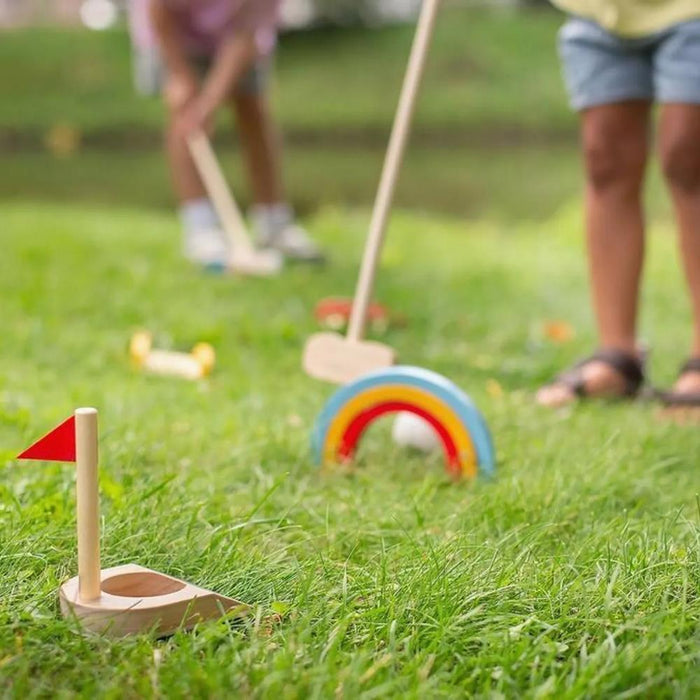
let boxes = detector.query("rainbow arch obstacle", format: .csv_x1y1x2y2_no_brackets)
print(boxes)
312,366,495,478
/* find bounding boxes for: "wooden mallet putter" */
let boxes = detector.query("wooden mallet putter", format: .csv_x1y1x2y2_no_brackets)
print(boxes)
187,130,283,277
303,0,441,384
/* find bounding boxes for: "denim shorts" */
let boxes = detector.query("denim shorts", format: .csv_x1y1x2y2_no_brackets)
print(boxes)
133,47,270,98
558,17,700,110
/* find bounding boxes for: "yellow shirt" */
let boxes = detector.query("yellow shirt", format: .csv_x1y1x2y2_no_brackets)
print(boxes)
551,0,700,37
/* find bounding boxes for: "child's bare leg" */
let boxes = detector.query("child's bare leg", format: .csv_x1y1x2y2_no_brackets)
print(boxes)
584,102,650,352
659,103,700,392
231,91,284,205
231,91,323,261
538,102,651,406
165,102,228,265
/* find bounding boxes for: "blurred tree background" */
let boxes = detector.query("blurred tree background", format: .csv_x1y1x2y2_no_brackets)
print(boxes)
0,0,668,222
0,1,535,27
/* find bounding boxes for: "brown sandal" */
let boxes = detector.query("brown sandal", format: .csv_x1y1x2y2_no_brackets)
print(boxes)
551,349,646,399
657,358,700,407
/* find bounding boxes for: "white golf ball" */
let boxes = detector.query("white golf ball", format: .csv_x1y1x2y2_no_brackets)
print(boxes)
391,412,441,453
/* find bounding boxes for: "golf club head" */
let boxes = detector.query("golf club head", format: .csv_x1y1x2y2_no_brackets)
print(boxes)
229,248,284,277
302,332,396,385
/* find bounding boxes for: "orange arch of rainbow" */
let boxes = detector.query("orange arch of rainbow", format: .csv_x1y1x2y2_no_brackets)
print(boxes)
312,366,495,479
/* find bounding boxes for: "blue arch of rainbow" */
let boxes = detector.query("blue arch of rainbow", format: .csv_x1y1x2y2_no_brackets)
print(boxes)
312,366,495,478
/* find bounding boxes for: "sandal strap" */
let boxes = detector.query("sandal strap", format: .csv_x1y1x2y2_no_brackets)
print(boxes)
557,349,645,398
658,357,700,407
658,389,700,408
680,357,700,376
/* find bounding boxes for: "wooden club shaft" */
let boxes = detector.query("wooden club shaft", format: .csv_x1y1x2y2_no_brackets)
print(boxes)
347,0,440,342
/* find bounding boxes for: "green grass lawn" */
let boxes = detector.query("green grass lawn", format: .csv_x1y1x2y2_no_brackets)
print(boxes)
2,5,698,695
1,200,699,697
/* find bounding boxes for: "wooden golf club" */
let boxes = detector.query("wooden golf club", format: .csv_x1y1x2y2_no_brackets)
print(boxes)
303,0,440,384
187,130,283,277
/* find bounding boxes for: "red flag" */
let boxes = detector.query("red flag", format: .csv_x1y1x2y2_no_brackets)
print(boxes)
18,416,76,462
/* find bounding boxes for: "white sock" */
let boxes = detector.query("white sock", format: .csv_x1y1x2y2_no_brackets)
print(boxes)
251,202,293,238
179,198,219,233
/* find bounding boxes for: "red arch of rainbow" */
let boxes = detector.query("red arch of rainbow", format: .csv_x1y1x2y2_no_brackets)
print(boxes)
338,400,461,476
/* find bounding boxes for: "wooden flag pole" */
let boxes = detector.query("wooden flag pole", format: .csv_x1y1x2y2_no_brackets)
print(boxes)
75,408,101,602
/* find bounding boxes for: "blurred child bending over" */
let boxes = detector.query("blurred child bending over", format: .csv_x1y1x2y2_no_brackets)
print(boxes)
129,0,324,267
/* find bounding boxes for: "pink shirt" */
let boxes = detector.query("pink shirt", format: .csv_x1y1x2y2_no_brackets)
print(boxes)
129,0,281,57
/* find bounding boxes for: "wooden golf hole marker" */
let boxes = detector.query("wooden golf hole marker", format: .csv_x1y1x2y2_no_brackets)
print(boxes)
18,408,247,637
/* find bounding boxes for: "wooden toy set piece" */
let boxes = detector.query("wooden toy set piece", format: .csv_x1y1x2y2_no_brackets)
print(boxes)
18,408,247,638
303,0,441,385
312,366,495,480
187,130,283,277
130,331,216,380
314,298,392,334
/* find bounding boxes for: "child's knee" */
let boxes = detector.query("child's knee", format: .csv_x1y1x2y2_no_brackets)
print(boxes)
661,137,700,194
583,135,646,193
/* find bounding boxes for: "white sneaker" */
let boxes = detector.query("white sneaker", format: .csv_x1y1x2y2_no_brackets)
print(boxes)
260,222,325,263
252,204,325,263
183,227,230,269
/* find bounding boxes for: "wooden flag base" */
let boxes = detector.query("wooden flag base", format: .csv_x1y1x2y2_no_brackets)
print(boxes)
59,564,248,638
